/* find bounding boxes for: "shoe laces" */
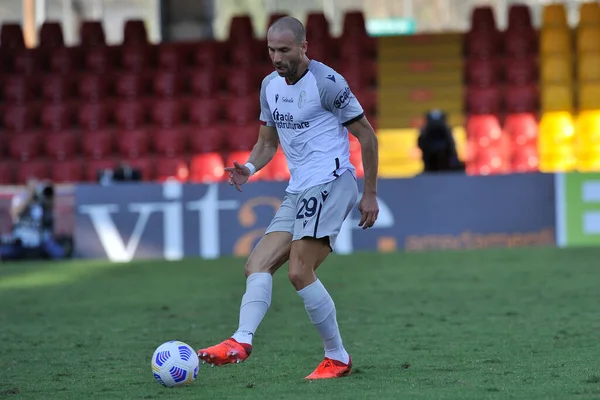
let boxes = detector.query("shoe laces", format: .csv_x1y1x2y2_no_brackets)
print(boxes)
320,359,335,370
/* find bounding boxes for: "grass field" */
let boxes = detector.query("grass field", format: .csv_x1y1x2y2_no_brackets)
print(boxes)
1,247,600,399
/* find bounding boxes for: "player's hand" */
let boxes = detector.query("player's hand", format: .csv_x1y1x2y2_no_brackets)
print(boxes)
225,161,251,192
358,193,379,229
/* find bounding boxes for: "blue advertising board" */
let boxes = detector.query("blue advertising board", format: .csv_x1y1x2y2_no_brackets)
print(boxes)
74,173,556,261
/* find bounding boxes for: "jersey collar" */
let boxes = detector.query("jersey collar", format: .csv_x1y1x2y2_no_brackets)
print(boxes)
285,60,311,85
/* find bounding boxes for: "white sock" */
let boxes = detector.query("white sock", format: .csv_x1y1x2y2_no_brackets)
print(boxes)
231,272,272,346
297,279,350,364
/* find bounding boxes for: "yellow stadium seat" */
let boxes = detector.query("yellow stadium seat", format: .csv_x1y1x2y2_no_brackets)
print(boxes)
539,151,576,172
542,3,568,27
540,56,573,84
539,111,575,153
575,110,600,143
577,26,600,53
540,28,572,55
579,82,600,110
541,84,574,112
579,2,600,26
578,53,600,82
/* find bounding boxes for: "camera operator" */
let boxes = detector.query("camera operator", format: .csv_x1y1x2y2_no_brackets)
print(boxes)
417,109,465,173
0,179,65,261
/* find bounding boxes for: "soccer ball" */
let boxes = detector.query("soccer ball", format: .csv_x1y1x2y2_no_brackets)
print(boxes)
151,341,199,387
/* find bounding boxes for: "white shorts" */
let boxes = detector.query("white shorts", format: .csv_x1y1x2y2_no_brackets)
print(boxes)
265,170,358,250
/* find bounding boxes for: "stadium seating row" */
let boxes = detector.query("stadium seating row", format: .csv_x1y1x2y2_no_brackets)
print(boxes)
0,142,366,185
0,61,377,104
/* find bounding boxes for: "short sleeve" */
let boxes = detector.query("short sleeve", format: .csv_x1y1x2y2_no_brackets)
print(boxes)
318,73,364,126
259,76,275,127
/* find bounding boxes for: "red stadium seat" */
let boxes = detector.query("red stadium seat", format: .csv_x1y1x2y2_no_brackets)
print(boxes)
45,131,77,160
1,23,25,50
3,74,35,103
505,84,538,113
466,58,501,86
188,125,224,153
228,15,254,43
505,57,537,85
123,20,148,45
48,47,80,74
504,113,538,146
188,68,220,98
85,158,118,182
117,128,150,158
41,102,74,131
469,146,510,176
77,73,108,101
17,159,51,183
41,75,73,102
350,148,364,178
152,127,187,157
261,151,290,181
78,102,110,130
39,22,64,48
305,39,334,64
342,10,368,38
355,88,377,119
189,152,225,183
504,29,537,58
9,132,43,160
3,104,37,132
80,21,106,47
306,12,330,40
470,6,497,31
508,4,533,30
121,157,155,181
466,86,501,114
153,69,183,98
0,160,15,184
52,159,84,183
84,46,114,73
225,96,260,125
120,45,151,72
114,100,147,129
13,48,40,75
230,43,260,65
225,68,260,96
156,157,189,182
151,99,183,128
157,43,183,70
512,144,538,172
187,97,221,127
466,114,503,147
82,129,114,159
114,72,145,99
338,63,367,90
191,41,223,68
225,124,258,151
465,32,500,58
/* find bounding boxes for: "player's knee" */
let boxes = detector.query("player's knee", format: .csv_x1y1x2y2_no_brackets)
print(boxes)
288,251,316,291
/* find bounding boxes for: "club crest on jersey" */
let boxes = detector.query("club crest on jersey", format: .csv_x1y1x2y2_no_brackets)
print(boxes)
334,86,353,109
272,108,310,130
298,91,307,109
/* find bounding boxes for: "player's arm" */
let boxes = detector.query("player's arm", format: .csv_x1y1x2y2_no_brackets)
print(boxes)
347,117,378,197
247,124,279,172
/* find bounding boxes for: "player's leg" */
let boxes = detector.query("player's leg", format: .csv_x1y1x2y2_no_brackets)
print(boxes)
198,196,295,366
289,171,359,379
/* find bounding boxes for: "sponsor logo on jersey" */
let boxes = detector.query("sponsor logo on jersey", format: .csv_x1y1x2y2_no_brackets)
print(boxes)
282,96,294,103
298,91,307,109
272,108,310,130
275,94,279,103
334,87,353,109
326,74,336,82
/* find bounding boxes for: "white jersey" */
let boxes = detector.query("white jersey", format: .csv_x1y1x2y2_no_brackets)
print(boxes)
259,60,364,193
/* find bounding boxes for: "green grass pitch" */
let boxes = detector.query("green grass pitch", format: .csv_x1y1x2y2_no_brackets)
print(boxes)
1,247,600,399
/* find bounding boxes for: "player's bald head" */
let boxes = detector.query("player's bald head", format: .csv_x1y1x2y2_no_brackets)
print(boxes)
268,16,306,44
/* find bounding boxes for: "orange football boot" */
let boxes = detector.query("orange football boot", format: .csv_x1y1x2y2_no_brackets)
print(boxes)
197,338,252,366
304,357,353,380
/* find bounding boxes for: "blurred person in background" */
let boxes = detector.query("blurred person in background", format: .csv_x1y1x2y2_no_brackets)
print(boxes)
0,178,66,261
418,109,464,173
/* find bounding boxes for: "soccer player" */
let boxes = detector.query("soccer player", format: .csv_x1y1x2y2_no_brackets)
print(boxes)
197,16,379,380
